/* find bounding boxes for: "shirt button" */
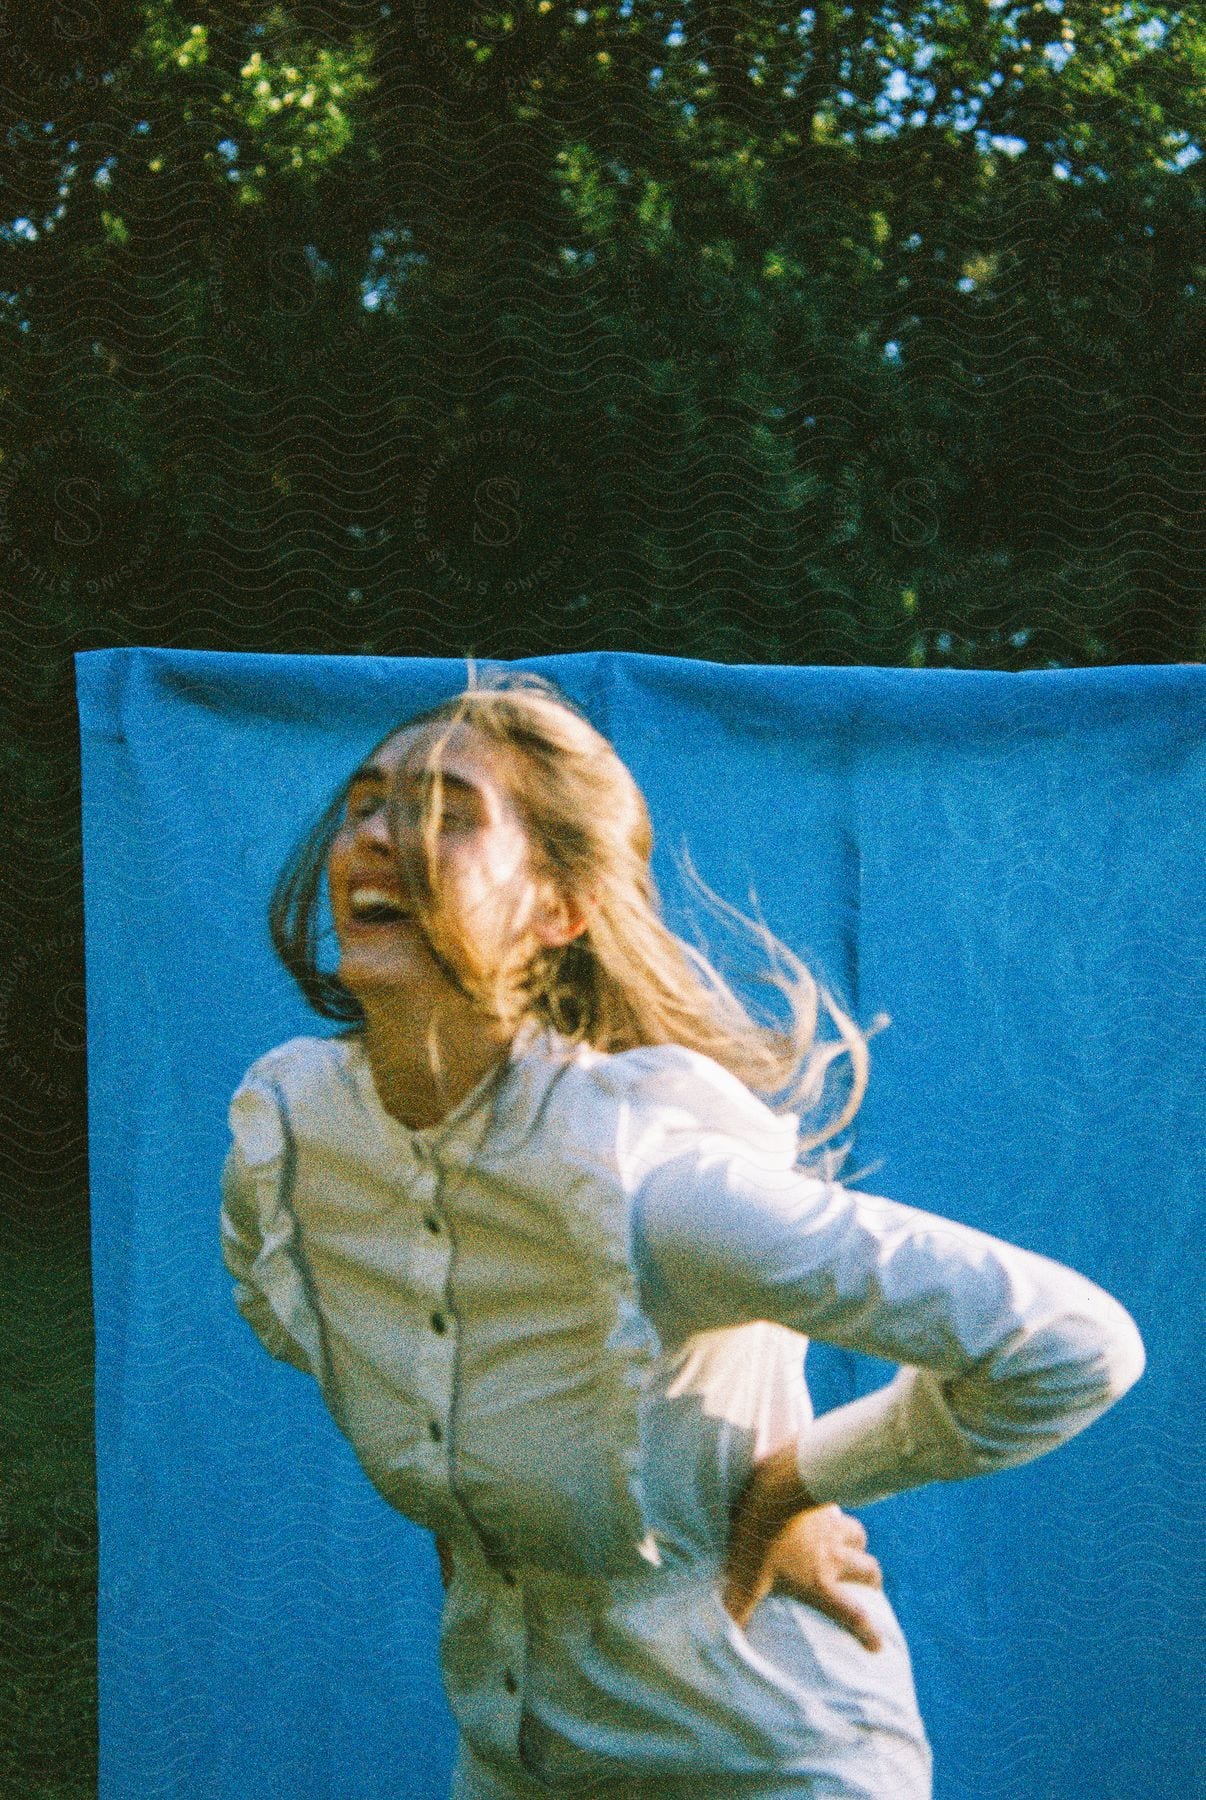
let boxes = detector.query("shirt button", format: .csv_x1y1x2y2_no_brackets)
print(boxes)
428,1420,443,1443
430,1311,447,1334
503,1669,518,1695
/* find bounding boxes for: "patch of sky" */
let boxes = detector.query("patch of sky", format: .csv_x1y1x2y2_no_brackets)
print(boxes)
217,138,239,163
1173,144,1201,171
93,155,117,186
7,218,38,241
650,65,663,86
1044,41,1074,71
883,340,902,363
361,225,427,312
666,22,685,47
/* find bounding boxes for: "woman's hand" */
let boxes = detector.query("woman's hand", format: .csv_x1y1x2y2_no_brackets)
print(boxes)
722,1444,884,1652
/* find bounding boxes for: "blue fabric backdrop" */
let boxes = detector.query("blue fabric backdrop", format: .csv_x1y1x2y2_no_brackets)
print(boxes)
75,647,1202,1800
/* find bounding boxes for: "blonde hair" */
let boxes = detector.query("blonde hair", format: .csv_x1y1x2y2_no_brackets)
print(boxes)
269,662,888,1179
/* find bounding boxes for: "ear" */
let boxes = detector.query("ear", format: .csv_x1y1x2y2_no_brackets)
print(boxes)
530,880,590,949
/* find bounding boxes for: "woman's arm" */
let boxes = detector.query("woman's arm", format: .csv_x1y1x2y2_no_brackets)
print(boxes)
635,1149,1146,1512
219,1077,324,1378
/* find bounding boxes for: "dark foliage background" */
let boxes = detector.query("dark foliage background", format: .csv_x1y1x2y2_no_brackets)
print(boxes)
0,2,1201,1791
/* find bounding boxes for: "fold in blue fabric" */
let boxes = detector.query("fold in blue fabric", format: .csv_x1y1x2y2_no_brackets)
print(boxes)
74,648,1203,1800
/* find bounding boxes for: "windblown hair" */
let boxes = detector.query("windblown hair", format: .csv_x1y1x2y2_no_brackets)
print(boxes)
268,663,887,1179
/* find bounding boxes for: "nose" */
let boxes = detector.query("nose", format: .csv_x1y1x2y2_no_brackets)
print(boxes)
356,802,393,849
349,796,426,889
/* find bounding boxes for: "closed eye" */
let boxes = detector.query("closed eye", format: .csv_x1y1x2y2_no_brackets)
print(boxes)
346,793,472,830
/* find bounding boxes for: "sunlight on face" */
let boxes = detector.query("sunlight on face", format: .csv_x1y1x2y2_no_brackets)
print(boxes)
325,723,543,1007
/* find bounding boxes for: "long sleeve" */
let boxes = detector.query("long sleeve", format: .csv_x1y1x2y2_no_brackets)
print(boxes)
218,1073,324,1378
633,1142,1146,1509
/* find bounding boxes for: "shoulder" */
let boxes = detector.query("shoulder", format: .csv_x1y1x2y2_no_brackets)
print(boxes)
533,1038,800,1190
610,1042,800,1151
234,1031,354,1091
226,1033,356,1158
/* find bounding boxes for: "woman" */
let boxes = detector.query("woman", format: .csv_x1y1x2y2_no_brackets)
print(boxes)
220,665,1145,1799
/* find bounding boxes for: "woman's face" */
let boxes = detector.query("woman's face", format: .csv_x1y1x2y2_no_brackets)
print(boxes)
325,722,557,1010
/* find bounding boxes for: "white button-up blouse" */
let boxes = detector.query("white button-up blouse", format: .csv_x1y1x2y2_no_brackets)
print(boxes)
219,1021,1145,1800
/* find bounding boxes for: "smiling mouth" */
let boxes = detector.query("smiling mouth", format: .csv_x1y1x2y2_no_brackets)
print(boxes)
346,884,416,928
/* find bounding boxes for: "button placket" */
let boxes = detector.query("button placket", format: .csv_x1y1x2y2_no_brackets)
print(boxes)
409,1091,533,1758
404,1150,456,1464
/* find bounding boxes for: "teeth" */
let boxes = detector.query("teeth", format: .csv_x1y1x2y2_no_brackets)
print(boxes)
349,885,410,921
